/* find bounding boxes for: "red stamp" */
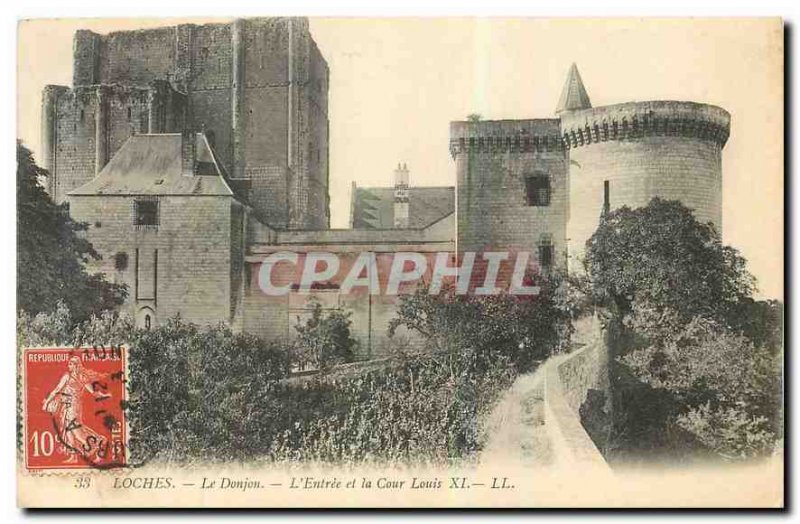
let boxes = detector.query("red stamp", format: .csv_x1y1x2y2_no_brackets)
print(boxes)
23,347,127,470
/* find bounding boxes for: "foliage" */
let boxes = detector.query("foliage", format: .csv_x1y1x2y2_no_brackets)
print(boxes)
17,142,127,322
389,274,573,375
733,298,784,351
17,301,74,347
73,309,136,348
261,358,517,464
293,300,358,370
15,285,559,465
118,318,292,463
586,198,754,340
622,318,780,417
675,404,776,460
587,198,783,461
116,314,513,464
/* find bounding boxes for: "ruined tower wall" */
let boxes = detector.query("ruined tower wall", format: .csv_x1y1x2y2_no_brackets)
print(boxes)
451,119,569,269
189,24,234,171
42,83,183,203
561,101,730,270
65,18,330,229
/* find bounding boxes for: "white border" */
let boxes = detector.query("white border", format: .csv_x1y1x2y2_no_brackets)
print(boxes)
3,0,794,520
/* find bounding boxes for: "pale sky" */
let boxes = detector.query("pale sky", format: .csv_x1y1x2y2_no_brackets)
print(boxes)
17,18,783,298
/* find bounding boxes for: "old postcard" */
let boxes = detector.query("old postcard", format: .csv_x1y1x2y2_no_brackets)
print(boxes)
16,17,784,508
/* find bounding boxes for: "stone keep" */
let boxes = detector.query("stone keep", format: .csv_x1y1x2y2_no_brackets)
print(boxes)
450,63,730,272
42,17,330,230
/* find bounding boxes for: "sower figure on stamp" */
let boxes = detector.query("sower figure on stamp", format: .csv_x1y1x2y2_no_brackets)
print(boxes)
42,356,112,464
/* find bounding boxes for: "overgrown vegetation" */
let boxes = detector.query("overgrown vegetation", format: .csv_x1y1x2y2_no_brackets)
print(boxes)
292,299,358,371
18,273,570,465
585,198,783,462
17,142,126,322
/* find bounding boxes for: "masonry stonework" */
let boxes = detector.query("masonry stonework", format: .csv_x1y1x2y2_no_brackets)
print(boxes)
561,101,729,270
69,195,241,327
450,68,729,273
46,25,729,361
451,119,568,269
47,17,330,230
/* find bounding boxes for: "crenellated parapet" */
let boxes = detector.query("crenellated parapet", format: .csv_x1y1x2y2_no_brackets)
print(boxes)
449,119,564,158
559,101,730,150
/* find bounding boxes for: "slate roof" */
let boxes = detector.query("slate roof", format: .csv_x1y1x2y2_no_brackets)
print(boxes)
69,133,235,196
351,186,454,229
555,63,592,114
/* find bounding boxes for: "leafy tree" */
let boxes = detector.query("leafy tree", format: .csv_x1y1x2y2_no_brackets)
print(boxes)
17,142,126,323
585,198,754,342
732,298,784,351
389,274,573,376
293,300,358,370
586,198,782,461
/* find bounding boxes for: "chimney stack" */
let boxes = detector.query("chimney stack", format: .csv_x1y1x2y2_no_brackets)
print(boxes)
181,129,196,176
181,103,196,176
393,163,410,228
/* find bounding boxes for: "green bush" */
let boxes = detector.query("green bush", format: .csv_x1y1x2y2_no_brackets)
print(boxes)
17,301,74,347
120,318,292,463
676,404,776,460
389,276,573,376
292,300,358,370
586,199,782,462
259,357,517,464
17,290,554,465
619,317,781,460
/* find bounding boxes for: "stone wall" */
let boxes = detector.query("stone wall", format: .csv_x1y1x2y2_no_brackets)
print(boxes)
561,101,729,271
543,321,612,472
68,194,238,327
41,83,185,204
51,18,330,229
243,226,454,358
450,119,568,269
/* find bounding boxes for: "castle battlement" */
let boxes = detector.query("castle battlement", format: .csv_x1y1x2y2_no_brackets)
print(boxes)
449,119,563,157
559,100,730,149
450,65,729,273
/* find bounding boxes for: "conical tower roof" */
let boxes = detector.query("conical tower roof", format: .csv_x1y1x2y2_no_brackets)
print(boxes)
556,63,592,114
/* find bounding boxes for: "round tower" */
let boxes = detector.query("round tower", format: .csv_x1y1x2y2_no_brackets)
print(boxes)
561,99,730,271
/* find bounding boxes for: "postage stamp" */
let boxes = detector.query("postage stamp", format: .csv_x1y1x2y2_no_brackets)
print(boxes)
23,347,127,470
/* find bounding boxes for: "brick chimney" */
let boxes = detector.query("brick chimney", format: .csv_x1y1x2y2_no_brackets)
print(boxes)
181,128,196,176
393,163,409,228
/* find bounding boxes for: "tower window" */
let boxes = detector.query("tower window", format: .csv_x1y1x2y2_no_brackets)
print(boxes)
538,234,554,270
525,175,551,206
133,198,159,229
114,252,129,271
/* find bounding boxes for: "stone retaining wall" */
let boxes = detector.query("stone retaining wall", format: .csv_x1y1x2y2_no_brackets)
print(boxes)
543,336,613,474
